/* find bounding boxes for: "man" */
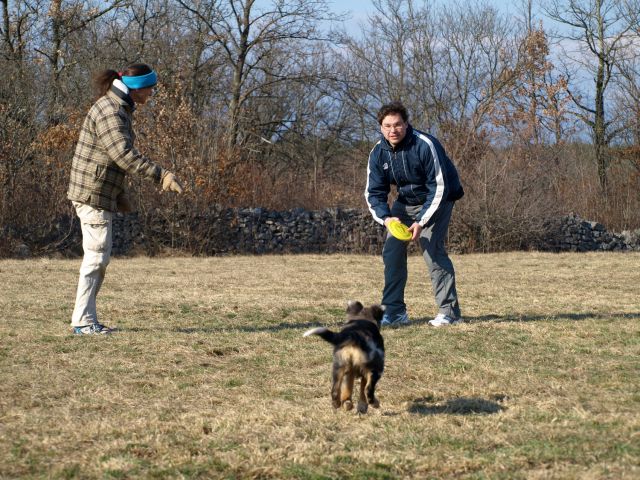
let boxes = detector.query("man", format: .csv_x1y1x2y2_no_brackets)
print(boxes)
365,102,464,327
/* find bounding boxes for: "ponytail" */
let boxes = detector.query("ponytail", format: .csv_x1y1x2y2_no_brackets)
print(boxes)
93,69,120,99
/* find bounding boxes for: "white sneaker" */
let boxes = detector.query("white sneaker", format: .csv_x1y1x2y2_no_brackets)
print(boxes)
428,313,461,327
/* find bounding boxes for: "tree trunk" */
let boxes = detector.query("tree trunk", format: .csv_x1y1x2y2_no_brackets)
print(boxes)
226,1,252,149
48,0,63,122
594,1,608,193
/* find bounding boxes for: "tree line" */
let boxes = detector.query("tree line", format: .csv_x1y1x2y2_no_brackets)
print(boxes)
1,0,639,255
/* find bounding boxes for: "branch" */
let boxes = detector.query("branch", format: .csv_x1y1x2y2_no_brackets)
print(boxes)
176,0,233,60
65,0,129,37
565,85,595,115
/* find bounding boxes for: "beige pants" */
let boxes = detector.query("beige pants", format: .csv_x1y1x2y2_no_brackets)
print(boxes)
71,202,113,327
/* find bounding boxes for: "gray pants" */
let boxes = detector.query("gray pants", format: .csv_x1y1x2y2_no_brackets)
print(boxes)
382,201,461,319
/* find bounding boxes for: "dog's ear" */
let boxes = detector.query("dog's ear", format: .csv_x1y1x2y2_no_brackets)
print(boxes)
346,300,364,315
369,305,385,323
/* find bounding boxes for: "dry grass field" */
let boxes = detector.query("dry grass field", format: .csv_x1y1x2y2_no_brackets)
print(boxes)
0,252,639,479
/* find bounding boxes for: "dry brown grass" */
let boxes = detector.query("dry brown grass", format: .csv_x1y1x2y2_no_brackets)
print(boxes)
0,252,639,479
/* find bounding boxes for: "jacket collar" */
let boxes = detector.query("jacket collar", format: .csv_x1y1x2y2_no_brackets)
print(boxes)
108,79,135,111
379,124,414,151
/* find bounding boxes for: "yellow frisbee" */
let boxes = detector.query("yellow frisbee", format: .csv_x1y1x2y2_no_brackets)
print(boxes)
387,220,412,241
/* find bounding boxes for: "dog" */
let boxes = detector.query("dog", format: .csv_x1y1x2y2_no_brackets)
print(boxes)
303,301,385,413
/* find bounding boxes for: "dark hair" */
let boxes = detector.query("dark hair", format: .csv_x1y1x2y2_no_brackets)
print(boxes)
377,102,409,125
92,63,153,99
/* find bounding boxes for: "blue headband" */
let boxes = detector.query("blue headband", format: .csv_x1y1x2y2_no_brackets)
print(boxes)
121,70,157,90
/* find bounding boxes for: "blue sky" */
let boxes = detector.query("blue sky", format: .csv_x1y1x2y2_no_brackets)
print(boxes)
329,0,521,33
329,1,391,32
330,0,516,17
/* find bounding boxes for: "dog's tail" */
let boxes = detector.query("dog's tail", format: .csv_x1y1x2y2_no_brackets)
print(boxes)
302,327,338,344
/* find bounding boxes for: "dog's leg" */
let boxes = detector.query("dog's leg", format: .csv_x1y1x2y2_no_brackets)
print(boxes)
331,365,344,409
340,371,355,410
365,370,382,408
357,376,368,413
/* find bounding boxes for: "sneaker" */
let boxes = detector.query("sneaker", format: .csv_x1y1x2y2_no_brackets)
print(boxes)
428,313,461,327
381,311,410,327
73,323,112,335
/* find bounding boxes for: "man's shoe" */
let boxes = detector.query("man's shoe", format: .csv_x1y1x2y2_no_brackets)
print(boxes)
381,311,410,327
73,323,112,335
428,313,461,327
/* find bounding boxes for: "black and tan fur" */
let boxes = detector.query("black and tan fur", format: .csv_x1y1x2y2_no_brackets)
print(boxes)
303,301,385,413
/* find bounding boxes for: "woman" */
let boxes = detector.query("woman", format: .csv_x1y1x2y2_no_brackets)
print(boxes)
67,63,183,335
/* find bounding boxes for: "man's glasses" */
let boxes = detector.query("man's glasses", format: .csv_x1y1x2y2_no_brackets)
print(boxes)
381,123,405,131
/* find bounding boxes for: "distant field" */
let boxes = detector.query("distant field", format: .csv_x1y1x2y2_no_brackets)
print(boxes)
0,252,638,479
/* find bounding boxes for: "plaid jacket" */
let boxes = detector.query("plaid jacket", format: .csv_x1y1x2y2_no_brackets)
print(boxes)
67,89,163,212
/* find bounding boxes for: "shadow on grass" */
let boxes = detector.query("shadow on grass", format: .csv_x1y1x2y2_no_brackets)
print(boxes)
467,312,640,323
166,321,331,335
408,395,507,416
122,312,640,335
407,311,640,327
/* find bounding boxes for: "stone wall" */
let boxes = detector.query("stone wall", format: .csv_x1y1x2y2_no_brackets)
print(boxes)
539,213,640,252
98,207,388,256
114,209,640,255
7,209,640,258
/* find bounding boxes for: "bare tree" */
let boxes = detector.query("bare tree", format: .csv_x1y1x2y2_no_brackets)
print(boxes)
338,1,518,144
176,0,337,148
491,7,573,147
1,0,39,64
438,2,517,129
263,50,358,206
613,56,640,173
31,0,127,121
1,1,41,231
543,0,640,192
336,0,440,131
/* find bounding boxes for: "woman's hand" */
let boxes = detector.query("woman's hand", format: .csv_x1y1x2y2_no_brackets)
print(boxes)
161,171,184,193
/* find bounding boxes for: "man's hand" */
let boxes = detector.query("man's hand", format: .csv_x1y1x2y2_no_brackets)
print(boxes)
161,171,184,194
384,217,401,227
385,217,421,241
408,222,422,241
116,193,133,213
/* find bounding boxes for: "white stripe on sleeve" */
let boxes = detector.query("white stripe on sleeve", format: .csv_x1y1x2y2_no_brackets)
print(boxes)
416,132,445,227
364,142,385,225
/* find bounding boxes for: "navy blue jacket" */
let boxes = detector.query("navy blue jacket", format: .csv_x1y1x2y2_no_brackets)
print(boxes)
365,125,464,227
